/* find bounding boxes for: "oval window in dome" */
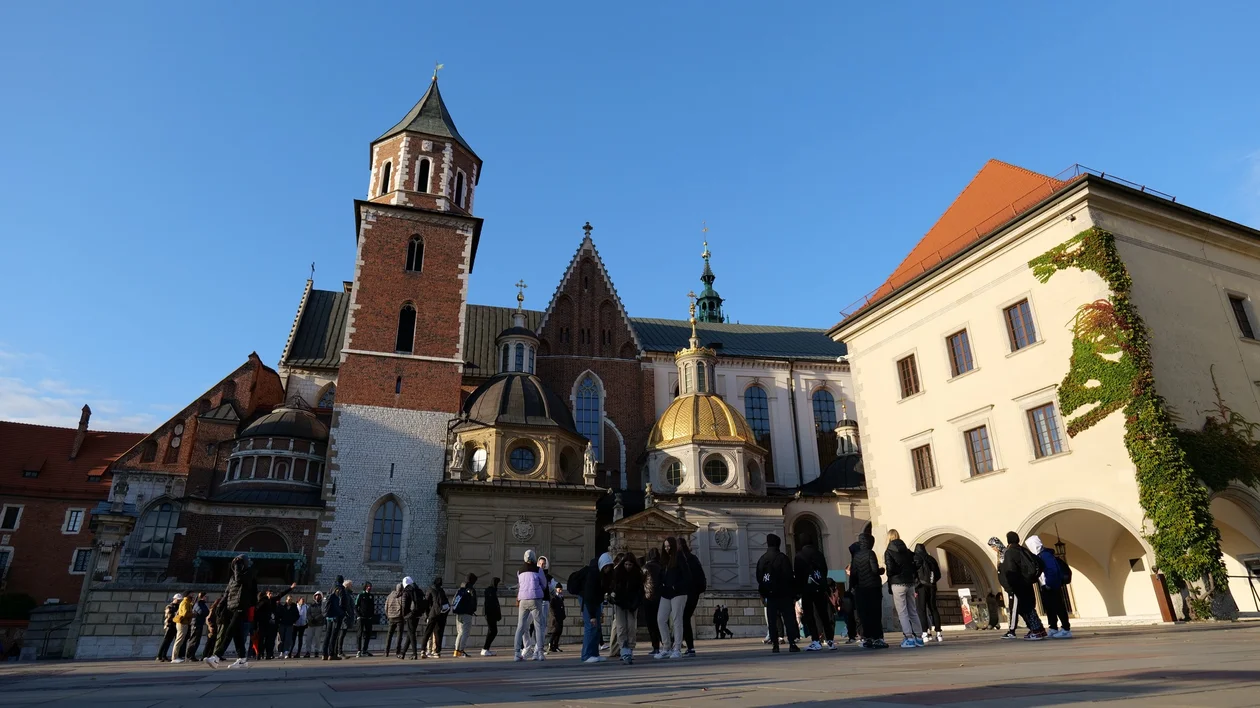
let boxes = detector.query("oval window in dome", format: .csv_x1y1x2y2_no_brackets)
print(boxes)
703,456,729,485
509,443,537,473
471,448,487,474
664,459,684,487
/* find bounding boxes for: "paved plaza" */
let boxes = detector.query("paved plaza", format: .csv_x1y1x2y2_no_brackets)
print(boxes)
2,624,1259,707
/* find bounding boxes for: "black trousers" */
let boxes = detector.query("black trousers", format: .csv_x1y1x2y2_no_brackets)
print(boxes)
401,618,421,657
844,607,858,639
682,593,699,649
644,598,662,651
322,617,343,658
261,624,277,658
801,592,834,642
765,597,799,647
157,625,177,660
184,623,204,660
483,619,497,652
1040,585,1071,630
213,610,247,660
548,619,563,651
357,619,373,653
385,621,403,656
916,585,941,632
423,615,446,654
1012,586,1044,632
854,587,884,640
294,626,306,656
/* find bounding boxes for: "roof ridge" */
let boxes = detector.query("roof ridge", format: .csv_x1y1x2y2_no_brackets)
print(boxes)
0,420,145,437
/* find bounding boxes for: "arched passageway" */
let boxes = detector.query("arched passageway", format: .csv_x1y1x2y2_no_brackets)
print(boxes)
914,529,995,626
1211,490,1260,616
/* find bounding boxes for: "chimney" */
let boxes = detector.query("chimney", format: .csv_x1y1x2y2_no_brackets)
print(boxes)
71,404,91,459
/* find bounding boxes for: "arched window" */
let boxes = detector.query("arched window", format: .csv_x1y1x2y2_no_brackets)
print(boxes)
528,346,535,374
136,501,179,560
683,365,692,394
744,385,775,483
454,171,466,207
369,498,403,562
416,158,431,192
575,375,602,461
406,237,424,272
317,384,336,409
812,389,839,469
396,304,416,353
697,362,707,393
379,162,392,196
514,343,525,372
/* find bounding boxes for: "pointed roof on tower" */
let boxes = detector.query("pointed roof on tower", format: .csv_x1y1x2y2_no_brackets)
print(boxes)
376,76,479,160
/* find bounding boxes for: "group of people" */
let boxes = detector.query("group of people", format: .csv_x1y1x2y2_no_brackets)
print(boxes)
987,532,1073,641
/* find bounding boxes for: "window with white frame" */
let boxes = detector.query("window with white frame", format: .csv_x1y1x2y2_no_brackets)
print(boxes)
379,161,393,196
70,548,92,574
0,505,22,531
416,158,431,192
63,508,85,534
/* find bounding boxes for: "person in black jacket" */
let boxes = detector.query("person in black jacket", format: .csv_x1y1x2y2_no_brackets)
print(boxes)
277,595,299,658
755,533,800,654
399,576,428,659
849,533,886,648
354,582,376,657
884,530,923,647
421,577,450,658
794,537,833,650
578,552,614,663
482,577,501,656
999,531,1047,640
609,552,645,664
677,538,706,656
654,538,691,659
913,543,943,642
546,583,566,653
451,573,479,658
321,578,348,660
205,555,266,668
186,592,209,662
156,594,181,662
641,548,664,655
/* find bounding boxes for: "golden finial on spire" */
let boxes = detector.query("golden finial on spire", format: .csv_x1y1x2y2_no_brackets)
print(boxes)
687,290,698,341
514,279,528,310
433,62,445,81
701,222,711,260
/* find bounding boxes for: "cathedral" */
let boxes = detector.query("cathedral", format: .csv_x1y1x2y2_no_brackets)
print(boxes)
99,77,869,598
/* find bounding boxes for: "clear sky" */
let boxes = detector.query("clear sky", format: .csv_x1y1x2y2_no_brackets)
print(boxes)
2,2,1258,432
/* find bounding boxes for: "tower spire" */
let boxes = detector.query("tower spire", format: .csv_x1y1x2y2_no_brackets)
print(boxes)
695,222,726,323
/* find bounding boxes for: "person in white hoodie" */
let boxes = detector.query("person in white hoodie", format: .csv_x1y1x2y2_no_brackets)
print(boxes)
1026,535,1073,639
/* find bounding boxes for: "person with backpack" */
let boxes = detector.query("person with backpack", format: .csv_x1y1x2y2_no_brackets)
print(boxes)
354,582,376,657
677,538,706,656
988,537,1020,637
884,529,924,648
654,537,692,659
204,556,281,669
514,549,547,662
999,531,1048,640
850,532,886,649
913,543,943,643
794,535,834,651
451,573,479,658
157,593,182,663
400,576,428,659
320,577,347,660
184,592,209,662
574,552,614,663
609,552,645,664
1026,535,1072,638
756,533,800,654
421,576,450,658
544,583,566,653
383,582,406,658
482,577,501,656
641,547,664,655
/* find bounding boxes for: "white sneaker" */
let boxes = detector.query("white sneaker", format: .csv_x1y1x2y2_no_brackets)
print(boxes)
534,653,545,661
921,631,930,642
935,632,944,643
599,643,610,651
826,640,837,651
171,658,185,664
653,651,668,660
481,649,495,656
522,644,534,655
229,658,249,669
513,653,523,662
1055,629,1073,639
805,641,822,651
203,656,221,670
669,650,682,659
584,656,607,663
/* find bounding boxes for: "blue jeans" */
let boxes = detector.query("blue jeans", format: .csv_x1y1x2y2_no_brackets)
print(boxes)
580,598,601,661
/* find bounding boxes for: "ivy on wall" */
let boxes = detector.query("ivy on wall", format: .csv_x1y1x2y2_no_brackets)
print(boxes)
1029,227,1227,590
1176,370,1260,493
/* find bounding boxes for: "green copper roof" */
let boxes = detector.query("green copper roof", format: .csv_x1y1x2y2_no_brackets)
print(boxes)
376,78,479,160
696,242,725,323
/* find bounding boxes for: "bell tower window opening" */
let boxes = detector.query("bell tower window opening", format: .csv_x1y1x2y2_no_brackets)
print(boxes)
454,170,466,208
514,343,525,372
575,375,602,462
396,304,416,354
416,158,431,193
379,161,393,196
406,237,424,272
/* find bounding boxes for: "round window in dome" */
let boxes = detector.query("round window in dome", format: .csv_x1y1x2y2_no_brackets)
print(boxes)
703,457,730,485
663,459,684,488
508,443,538,473
471,448,487,474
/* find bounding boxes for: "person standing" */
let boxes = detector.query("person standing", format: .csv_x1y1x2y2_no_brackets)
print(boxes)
321,577,347,660
913,543,943,643
712,605,723,640
204,556,272,669
452,573,479,658
546,584,566,653
1000,531,1048,640
642,548,664,655
677,538,706,657
306,592,325,658
984,591,1002,631
383,582,406,658
884,530,924,648
421,576,450,658
338,580,355,658
794,536,834,651
655,537,691,660
609,552,644,664
513,549,547,662
481,577,501,657
184,592,209,662
172,593,195,663
578,552,614,663
850,533,886,649
157,594,182,663
1026,535,1072,639
755,533,800,654
400,576,428,659
294,596,310,658
278,596,299,658
354,582,376,657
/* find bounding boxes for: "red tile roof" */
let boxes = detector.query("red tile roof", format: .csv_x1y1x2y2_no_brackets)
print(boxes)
0,421,143,499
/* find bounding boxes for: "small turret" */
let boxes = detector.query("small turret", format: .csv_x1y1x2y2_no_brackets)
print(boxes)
695,224,726,323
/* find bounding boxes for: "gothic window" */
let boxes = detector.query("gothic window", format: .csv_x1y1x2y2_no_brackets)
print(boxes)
454,171,466,207
697,362,707,393
813,389,839,469
369,498,403,562
575,375,602,462
515,343,525,372
317,384,336,409
396,304,416,354
406,237,424,272
528,346,535,374
136,501,179,560
380,162,392,196
501,344,510,373
416,158,431,192
744,385,774,483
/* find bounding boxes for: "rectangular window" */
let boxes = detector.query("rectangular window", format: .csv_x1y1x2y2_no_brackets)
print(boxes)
0,506,20,531
71,548,92,574
1005,299,1037,351
911,444,937,491
64,509,84,534
964,425,995,476
22,469,38,478
1028,403,1065,458
0,550,10,579
1230,295,1256,339
897,355,921,399
946,330,975,377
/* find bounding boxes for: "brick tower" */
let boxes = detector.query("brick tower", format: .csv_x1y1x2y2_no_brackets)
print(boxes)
317,73,483,587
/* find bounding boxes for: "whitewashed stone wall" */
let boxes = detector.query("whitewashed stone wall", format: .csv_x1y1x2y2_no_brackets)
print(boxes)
318,403,449,590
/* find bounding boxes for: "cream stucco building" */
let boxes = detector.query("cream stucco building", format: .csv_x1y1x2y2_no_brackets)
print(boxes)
831,161,1260,623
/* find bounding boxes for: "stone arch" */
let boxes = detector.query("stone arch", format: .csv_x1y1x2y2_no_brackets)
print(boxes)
1017,500,1160,620
232,526,290,554
131,497,182,562
1211,485,1260,615
788,511,825,560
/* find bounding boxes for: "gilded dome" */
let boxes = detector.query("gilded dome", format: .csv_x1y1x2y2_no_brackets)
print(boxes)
648,394,762,450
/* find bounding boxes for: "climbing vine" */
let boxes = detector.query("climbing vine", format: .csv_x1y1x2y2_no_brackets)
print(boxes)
1029,227,1227,592
1176,370,1260,493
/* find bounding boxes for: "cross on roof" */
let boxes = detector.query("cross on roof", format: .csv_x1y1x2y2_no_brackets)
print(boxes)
515,279,528,308
432,62,444,80
583,221,593,237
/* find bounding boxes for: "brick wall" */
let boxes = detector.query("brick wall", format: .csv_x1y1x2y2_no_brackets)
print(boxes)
0,496,96,604
173,514,318,583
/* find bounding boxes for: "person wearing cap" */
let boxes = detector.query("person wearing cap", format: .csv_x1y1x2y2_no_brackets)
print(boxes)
514,549,547,662
157,593,183,663
337,579,355,658
576,551,615,663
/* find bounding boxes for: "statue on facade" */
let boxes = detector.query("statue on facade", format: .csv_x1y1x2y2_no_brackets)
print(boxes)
613,492,624,522
644,483,655,508
449,440,465,480
583,441,597,485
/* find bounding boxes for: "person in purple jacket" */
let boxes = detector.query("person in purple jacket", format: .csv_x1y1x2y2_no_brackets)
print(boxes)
514,549,547,662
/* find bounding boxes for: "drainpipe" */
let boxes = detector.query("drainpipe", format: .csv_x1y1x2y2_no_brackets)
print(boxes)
787,360,805,486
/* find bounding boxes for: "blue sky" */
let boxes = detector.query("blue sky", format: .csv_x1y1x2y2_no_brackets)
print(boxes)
2,2,1258,431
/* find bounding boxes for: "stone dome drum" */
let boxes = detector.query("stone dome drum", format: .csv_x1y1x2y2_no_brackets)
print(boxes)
462,372,578,433
648,393,761,450
239,407,329,442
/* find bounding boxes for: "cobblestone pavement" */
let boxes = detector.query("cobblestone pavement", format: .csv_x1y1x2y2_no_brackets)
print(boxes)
2,624,1259,707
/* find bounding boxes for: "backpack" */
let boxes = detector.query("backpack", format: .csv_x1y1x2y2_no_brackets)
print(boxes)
757,562,777,599
1020,549,1043,586
1057,556,1073,585
384,592,403,622
915,558,934,586
321,591,337,616
567,566,590,596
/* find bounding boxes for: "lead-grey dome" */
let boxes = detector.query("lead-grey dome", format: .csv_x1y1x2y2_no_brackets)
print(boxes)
462,373,577,433
240,407,329,442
